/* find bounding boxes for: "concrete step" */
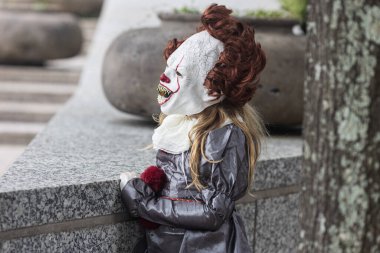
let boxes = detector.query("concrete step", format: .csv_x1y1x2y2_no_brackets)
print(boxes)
46,55,86,73
0,102,62,122
0,144,25,176
79,19,98,53
0,66,80,84
80,19,98,40
0,121,44,145
0,82,77,103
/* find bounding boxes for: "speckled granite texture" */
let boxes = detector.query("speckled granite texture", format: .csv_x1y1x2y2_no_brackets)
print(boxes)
0,221,143,253
235,193,300,253
253,156,302,191
0,180,126,231
255,193,301,253
235,202,257,251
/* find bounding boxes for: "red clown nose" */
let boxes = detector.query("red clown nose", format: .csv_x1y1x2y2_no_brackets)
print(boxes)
160,73,171,83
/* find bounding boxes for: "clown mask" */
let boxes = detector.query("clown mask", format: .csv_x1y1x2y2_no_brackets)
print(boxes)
157,30,225,116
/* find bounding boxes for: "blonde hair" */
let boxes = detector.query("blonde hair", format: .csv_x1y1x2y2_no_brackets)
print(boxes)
154,103,267,197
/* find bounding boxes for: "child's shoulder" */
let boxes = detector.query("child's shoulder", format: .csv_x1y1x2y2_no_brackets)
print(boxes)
205,123,246,158
208,123,245,142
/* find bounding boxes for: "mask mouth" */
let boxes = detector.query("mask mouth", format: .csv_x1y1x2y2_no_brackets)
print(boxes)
157,83,174,105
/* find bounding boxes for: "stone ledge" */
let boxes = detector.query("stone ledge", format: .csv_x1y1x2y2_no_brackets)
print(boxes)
0,124,301,233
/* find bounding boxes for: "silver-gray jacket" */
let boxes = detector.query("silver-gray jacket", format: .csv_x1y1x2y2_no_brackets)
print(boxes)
121,124,253,253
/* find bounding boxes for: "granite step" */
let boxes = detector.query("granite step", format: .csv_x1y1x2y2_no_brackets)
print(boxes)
0,102,62,122
80,18,98,53
0,66,80,84
0,121,44,145
0,82,77,103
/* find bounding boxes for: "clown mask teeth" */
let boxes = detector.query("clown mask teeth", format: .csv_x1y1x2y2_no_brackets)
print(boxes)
157,83,173,105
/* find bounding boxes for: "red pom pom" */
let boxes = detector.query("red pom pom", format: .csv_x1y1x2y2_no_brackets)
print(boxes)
140,166,167,192
139,218,160,229
139,166,167,230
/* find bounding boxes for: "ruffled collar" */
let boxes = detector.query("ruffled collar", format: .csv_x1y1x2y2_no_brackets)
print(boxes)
152,114,233,154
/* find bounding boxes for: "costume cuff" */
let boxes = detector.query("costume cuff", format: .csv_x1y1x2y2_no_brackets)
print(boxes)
121,178,155,218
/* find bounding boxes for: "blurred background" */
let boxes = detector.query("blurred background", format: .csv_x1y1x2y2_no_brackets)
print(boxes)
0,0,101,173
0,0,307,174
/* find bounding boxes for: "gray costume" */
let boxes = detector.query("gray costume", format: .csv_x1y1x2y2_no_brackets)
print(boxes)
121,124,253,253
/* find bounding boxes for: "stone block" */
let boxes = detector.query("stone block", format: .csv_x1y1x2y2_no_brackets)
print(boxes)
252,136,302,191
255,193,300,253
0,222,142,252
236,202,257,251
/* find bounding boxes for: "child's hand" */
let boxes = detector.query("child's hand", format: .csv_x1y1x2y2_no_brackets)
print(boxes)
120,171,138,191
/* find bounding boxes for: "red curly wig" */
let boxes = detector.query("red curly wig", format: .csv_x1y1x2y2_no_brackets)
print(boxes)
163,4,266,108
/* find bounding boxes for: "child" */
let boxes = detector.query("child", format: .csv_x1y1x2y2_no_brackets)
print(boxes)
120,4,266,253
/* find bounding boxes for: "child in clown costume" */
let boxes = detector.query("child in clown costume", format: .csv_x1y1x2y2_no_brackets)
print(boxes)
120,4,266,253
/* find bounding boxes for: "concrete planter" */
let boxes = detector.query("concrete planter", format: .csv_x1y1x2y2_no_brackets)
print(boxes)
0,11,83,65
102,12,306,126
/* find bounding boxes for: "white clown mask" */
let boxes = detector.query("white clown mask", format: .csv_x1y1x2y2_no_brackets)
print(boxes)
157,30,225,115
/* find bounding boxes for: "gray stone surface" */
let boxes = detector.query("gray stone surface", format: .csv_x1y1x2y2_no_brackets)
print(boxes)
0,180,124,231
0,221,142,253
102,14,305,126
0,113,156,192
236,193,301,253
236,202,257,251
0,11,82,64
253,156,302,191
0,111,156,231
255,193,301,253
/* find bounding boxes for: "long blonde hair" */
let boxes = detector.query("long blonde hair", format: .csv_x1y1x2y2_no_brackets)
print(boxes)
154,103,267,197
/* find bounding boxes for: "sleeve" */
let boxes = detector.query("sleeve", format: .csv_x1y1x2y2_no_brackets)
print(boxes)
121,126,249,231
121,177,155,218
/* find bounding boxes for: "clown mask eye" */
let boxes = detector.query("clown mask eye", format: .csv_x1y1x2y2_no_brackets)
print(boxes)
176,71,183,77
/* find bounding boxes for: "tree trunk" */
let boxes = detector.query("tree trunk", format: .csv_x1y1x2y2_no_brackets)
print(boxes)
299,1,380,252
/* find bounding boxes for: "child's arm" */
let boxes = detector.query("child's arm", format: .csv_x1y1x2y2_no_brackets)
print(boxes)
121,126,248,231
123,180,235,231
